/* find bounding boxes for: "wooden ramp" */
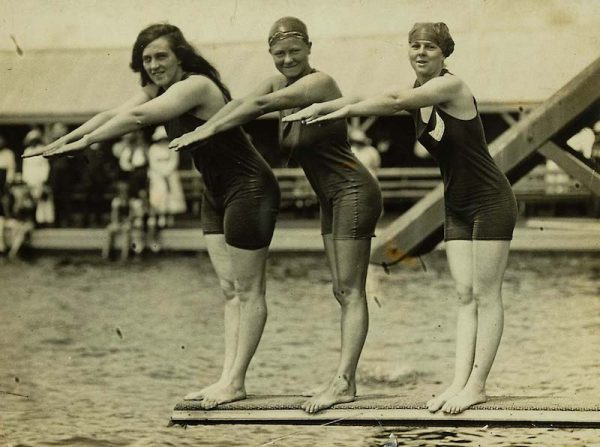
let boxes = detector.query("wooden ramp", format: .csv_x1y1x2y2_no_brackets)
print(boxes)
170,395,600,428
370,56,600,266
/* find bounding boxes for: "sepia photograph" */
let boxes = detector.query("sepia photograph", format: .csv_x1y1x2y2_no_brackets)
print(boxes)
1,0,599,445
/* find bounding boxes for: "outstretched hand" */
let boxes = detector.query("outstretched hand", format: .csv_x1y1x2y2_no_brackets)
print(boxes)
43,137,90,158
168,125,213,152
21,141,61,159
282,104,350,125
281,104,323,124
21,144,52,158
305,105,351,125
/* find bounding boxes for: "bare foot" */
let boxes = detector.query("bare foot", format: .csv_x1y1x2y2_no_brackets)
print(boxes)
183,380,227,400
300,384,329,397
301,376,356,414
441,386,487,414
199,384,246,410
426,384,464,413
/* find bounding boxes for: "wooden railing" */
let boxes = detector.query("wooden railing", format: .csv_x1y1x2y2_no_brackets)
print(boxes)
179,166,594,214
178,167,444,212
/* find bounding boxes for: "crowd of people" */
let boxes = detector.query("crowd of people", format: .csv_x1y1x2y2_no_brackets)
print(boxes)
0,124,186,258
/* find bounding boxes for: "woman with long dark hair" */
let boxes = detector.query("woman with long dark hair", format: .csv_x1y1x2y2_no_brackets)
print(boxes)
169,17,382,414
24,23,280,410
285,22,518,415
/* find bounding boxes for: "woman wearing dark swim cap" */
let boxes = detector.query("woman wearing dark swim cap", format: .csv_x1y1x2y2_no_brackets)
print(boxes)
286,22,517,415
170,16,382,414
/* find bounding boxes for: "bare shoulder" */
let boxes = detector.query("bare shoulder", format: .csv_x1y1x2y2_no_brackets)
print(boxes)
439,73,477,117
298,71,341,99
431,72,463,91
142,84,160,99
268,74,288,91
307,71,338,88
179,74,221,94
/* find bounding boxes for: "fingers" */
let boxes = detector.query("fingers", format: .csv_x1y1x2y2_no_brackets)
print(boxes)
43,148,67,158
281,113,304,123
169,136,209,152
167,139,181,151
21,146,51,158
168,137,193,152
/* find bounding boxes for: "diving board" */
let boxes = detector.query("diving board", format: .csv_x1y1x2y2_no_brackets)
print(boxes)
370,56,600,265
170,395,600,428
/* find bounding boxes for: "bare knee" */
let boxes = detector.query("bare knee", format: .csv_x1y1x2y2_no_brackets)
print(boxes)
472,288,502,307
332,285,365,306
455,283,474,306
234,279,265,303
219,279,236,301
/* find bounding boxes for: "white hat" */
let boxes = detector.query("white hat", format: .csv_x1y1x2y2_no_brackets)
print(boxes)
152,126,169,142
349,129,370,144
23,129,43,146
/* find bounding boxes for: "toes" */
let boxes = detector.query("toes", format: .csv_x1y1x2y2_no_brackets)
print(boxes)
201,399,218,410
427,399,442,412
304,401,318,414
209,400,219,410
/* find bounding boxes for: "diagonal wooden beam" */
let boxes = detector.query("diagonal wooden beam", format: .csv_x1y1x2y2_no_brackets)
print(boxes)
371,56,600,265
500,112,517,126
538,142,600,196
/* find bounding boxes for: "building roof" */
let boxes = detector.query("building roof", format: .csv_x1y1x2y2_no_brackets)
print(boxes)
1,30,597,123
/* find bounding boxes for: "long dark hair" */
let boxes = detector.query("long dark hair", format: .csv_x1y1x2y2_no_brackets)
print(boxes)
130,23,231,100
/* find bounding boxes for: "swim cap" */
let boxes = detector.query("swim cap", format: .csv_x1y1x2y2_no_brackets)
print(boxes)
268,17,310,47
408,22,455,57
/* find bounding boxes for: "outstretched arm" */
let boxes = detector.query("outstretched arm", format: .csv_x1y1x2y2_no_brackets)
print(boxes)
169,72,339,151
289,75,462,124
282,95,362,123
43,78,212,157
22,91,152,158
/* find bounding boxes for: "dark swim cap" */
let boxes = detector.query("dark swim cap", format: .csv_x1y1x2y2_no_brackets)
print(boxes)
408,22,455,57
268,17,310,47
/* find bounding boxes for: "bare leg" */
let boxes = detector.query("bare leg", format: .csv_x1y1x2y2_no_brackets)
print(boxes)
119,224,131,262
184,234,238,400
8,220,31,259
199,242,269,409
302,235,371,414
0,217,6,254
427,240,476,412
442,240,510,414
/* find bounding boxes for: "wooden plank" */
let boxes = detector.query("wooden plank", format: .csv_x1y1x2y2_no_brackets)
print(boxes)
24,225,600,253
170,395,600,428
370,56,600,265
538,142,600,196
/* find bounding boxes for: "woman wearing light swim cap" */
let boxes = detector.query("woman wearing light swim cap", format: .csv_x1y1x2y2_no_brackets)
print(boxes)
170,16,383,414
286,22,517,415
23,23,280,410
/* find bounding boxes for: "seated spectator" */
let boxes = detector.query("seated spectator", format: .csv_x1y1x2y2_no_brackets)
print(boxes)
103,182,133,261
5,173,35,259
0,133,16,255
104,181,149,260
